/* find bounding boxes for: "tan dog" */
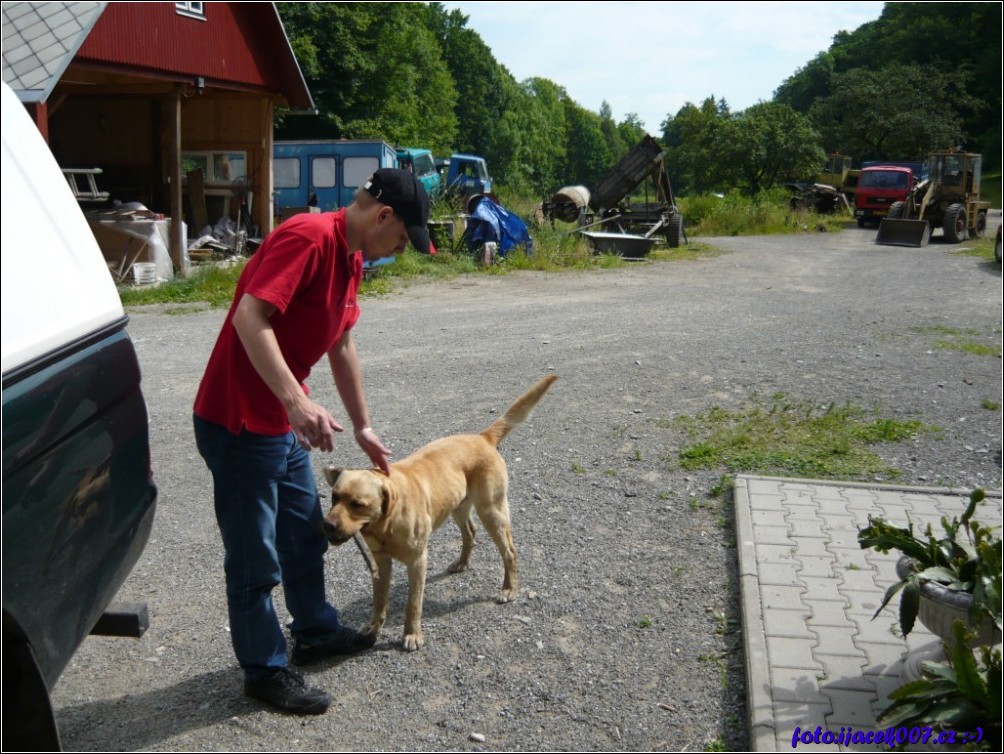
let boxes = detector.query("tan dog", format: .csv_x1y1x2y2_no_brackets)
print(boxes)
323,375,557,651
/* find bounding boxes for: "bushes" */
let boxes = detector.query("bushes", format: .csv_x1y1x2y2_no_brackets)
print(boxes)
678,188,847,236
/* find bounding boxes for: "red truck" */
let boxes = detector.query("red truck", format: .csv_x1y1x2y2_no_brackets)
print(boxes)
854,165,916,227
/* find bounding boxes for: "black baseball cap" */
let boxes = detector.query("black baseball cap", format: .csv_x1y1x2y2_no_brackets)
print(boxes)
363,168,430,253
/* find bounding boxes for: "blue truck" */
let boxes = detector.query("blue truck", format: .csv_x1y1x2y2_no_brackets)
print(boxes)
273,139,398,215
446,154,492,198
394,147,442,198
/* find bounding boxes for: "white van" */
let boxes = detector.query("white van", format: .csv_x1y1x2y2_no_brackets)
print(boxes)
1,81,158,750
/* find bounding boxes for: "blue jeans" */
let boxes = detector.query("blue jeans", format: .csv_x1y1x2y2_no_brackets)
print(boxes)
193,415,341,681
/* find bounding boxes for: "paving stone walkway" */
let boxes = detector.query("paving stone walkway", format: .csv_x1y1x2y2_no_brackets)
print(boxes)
734,475,1002,752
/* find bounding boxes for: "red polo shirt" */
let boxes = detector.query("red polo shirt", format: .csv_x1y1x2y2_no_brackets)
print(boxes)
193,209,363,436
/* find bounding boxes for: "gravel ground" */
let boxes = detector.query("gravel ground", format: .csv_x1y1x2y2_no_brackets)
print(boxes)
50,222,1002,751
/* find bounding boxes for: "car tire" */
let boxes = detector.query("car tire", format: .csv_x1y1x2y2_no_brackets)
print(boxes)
2,639,61,751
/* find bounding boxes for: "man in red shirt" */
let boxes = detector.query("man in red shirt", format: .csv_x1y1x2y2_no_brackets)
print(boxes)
194,169,429,714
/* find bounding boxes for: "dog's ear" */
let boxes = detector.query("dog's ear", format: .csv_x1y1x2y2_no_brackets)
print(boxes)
323,467,344,486
380,479,391,517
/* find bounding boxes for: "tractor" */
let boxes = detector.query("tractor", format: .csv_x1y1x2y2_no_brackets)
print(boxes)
876,150,990,247
786,153,858,216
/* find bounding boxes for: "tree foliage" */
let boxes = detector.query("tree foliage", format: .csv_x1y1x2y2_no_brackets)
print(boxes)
808,64,973,161
775,2,1001,167
662,98,823,195
275,2,1000,199
275,2,643,196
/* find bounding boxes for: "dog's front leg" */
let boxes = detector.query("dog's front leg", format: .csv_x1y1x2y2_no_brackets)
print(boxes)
366,553,393,639
402,553,427,651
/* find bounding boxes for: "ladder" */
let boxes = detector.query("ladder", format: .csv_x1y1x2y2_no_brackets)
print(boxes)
62,168,110,202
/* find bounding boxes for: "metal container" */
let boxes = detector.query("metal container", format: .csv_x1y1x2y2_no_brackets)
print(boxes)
549,186,590,223
581,231,656,259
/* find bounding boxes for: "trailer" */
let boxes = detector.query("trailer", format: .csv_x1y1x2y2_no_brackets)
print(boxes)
540,135,683,251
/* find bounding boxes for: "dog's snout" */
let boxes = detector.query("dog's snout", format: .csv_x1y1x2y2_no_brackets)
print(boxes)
323,518,350,544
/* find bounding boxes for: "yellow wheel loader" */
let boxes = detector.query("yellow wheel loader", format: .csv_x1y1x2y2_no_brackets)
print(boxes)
876,150,990,247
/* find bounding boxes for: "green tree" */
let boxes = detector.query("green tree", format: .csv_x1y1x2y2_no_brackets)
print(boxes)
508,77,568,194
617,113,647,151
276,3,457,152
427,3,516,158
599,101,627,166
562,102,612,187
661,97,734,194
772,2,1001,167
808,64,973,160
724,102,825,194
773,52,835,113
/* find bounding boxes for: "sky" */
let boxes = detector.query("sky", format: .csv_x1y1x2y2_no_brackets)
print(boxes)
441,1,887,133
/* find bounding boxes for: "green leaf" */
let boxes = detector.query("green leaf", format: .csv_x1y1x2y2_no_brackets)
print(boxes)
951,626,992,709
899,580,921,636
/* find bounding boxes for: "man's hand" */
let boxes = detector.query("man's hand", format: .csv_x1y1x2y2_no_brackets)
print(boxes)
355,427,391,475
287,396,343,452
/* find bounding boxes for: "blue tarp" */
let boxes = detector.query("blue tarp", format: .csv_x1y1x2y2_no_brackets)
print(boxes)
466,197,532,257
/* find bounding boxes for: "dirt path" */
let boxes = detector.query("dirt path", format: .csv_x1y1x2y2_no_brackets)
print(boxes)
51,225,1001,751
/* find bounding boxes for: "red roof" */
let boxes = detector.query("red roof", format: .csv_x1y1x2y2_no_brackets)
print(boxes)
74,2,312,109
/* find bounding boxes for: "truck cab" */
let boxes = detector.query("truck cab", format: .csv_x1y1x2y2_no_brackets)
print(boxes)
446,154,492,198
395,148,442,199
855,165,915,227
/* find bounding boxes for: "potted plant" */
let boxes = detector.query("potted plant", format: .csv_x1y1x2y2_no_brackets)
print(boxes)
857,488,1002,644
859,489,1002,751
876,621,1001,752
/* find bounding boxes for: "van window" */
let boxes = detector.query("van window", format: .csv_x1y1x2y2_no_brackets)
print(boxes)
274,158,300,189
344,157,380,188
311,157,337,189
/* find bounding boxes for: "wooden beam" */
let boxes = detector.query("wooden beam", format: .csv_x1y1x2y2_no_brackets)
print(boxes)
162,88,186,276
261,98,275,235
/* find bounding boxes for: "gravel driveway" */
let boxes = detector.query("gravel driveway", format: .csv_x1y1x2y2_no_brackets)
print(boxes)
51,223,1002,751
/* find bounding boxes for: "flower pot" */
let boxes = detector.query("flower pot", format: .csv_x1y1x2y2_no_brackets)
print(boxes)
896,556,1002,646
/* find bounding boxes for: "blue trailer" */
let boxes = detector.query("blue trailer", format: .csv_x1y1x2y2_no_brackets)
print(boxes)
273,139,398,214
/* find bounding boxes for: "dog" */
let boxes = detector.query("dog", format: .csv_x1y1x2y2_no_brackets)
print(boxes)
323,374,557,651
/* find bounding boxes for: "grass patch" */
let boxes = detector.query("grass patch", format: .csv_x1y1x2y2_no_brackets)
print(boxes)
674,394,935,480
910,325,1002,358
950,231,1000,262
119,259,247,308
115,188,865,308
934,339,1002,358
678,189,848,237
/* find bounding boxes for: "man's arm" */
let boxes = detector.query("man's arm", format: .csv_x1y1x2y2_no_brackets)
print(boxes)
328,330,391,474
232,292,341,451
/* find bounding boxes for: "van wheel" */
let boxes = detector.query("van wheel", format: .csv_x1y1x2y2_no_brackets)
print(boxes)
942,203,967,243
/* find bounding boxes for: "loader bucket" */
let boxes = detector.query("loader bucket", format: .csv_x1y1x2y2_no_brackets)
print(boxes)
876,218,931,247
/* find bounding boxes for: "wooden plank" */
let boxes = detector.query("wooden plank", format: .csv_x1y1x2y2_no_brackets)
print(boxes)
187,167,209,234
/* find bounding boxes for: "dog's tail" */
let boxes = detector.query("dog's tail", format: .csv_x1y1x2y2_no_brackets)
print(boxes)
481,375,558,448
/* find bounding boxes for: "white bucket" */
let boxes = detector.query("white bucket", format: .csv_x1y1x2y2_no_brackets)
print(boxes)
132,262,157,286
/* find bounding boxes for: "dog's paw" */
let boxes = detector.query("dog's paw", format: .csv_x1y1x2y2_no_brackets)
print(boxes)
402,632,424,652
447,558,469,574
494,589,517,604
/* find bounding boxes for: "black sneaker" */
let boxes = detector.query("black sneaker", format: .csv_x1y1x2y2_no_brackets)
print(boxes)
244,667,331,714
290,626,377,665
